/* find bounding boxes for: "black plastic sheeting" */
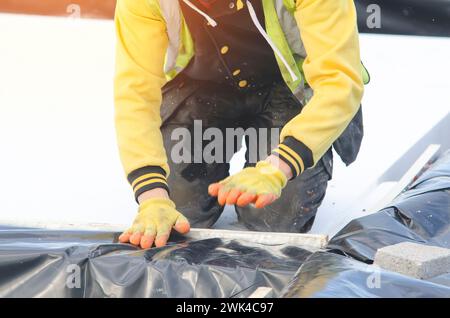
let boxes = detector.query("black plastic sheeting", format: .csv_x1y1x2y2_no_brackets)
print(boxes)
279,150,450,297
355,0,450,37
280,252,450,298
0,230,312,297
3,229,450,298
1,152,449,297
329,150,450,263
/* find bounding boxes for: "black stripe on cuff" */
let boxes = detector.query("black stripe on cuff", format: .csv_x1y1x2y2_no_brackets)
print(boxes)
133,176,167,191
134,182,170,202
281,137,314,170
127,166,167,185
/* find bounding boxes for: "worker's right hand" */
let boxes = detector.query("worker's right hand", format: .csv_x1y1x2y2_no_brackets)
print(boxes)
118,197,190,249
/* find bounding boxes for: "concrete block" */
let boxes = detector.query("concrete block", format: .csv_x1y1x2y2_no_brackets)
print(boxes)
374,242,450,280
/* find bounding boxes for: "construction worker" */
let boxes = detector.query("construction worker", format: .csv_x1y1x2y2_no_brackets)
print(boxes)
114,0,369,249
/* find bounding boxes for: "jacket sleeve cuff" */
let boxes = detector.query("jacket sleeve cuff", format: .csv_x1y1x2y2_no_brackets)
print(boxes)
271,137,314,179
127,166,169,202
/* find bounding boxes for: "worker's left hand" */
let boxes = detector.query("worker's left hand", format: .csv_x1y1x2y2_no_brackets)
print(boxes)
208,159,289,209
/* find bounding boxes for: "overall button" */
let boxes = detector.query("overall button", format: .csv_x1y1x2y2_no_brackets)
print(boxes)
232,69,241,76
221,46,229,54
237,0,244,10
239,80,248,88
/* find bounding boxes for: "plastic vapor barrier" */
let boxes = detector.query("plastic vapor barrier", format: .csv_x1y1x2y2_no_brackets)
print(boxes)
282,151,450,297
1,152,449,297
280,252,450,297
329,150,450,263
0,231,312,297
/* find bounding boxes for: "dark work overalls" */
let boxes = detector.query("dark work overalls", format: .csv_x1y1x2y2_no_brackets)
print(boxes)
160,0,363,233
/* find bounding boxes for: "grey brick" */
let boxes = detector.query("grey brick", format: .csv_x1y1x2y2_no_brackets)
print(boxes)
374,242,450,280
